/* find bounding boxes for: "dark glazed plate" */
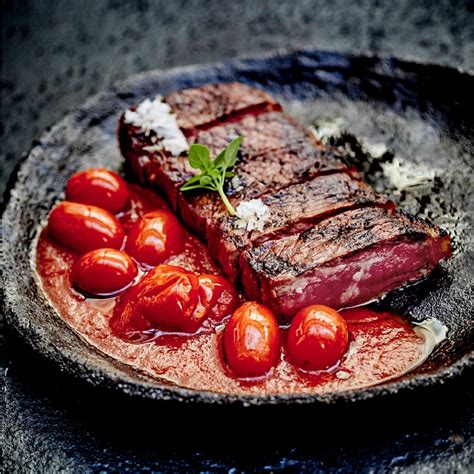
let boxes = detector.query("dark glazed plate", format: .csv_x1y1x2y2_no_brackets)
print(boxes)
2,49,473,406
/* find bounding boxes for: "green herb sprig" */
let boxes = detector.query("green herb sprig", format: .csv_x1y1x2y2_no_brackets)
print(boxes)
180,136,242,216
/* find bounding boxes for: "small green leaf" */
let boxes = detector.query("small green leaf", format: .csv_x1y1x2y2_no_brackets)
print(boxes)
180,183,206,191
224,136,242,166
188,144,211,170
199,175,213,186
208,168,221,179
213,150,226,170
181,174,201,187
180,136,243,216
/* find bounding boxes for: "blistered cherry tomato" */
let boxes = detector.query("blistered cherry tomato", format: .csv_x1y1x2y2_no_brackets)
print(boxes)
48,201,125,253
197,274,239,322
223,301,280,378
287,305,349,371
72,248,137,296
139,268,203,332
110,265,237,337
125,211,184,267
65,168,130,214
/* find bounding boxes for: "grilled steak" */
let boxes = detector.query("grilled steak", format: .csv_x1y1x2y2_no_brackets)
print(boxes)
240,207,451,319
207,172,393,283
119,82,452,320
118,82,281,209
188,111,317,156
165,82,281,134
119,104,353,231
178,141,353,236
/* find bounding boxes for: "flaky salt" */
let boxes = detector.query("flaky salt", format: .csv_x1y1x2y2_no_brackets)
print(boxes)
235,199,271,232
124,96,189,156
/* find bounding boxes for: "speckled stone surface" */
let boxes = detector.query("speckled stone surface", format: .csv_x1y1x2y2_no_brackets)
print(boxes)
1,0,473,471
2,0,474,198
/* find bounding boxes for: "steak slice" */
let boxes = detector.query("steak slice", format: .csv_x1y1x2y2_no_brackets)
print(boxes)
118,123,185,209
207,172,392,283
165,82,281,134
178,141,353,236
240,207,452,320
188,111,317,156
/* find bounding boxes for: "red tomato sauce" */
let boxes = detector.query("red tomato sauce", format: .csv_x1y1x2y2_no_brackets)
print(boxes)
35,183,427,395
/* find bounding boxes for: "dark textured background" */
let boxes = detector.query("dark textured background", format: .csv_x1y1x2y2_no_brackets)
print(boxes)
2,0,474,197
1,0,473,471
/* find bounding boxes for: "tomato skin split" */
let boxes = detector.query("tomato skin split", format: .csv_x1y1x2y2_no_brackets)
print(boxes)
110,265,238,337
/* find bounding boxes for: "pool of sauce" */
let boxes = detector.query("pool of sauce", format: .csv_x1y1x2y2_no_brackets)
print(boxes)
35,183,427,395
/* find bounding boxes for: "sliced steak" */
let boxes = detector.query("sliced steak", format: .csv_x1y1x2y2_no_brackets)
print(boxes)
178,141,353,236
119,82,452,320
188,111,317,156
240,207,452,320
120,104,353,232
118,122,185,210
207,172,392,283
165,82,281,134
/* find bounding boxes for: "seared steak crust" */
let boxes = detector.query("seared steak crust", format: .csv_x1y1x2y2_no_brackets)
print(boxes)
243,207,443,278
208,173,392,282
189,112,317,157
178,141,353,236
165,82,281,133
240,207,451,318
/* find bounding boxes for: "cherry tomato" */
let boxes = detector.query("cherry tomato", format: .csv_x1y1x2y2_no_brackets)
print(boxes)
110,265,236,337
110,265,190,337
125,211,184,267
72,248,137,296
65,168,130,214
223,301,280,378
48,201,125,253
197,274,239,322
139,268,203,332
287,305,349,371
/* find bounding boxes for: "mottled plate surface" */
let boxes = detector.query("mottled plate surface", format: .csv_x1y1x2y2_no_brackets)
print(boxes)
2,49,473,405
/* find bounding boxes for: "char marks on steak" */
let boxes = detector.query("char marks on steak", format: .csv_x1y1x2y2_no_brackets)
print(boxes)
179,139,353,236
240,207,451,319
188,112,316,156
119,82,452,319
165,82,281,134
207,172,393,283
